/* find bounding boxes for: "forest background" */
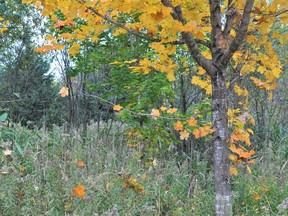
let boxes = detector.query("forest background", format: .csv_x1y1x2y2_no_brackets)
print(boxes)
0,0,287,215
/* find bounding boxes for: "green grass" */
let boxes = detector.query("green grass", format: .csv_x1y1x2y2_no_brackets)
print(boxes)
0,122,287,215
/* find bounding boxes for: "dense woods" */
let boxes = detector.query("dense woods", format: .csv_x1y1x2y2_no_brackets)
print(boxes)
0,0,287,215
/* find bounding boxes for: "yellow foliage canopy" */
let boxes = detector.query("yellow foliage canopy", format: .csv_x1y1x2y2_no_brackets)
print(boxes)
20,0,284,93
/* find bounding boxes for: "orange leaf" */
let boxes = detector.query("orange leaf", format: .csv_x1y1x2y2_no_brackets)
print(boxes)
187,117,197,127
230,129,251,146
151,109,160,120
77,161,85,167
59,87,69,97
167,108,177,114
151,10,165,22
229,145,255,159
73,184,85,198
193,125,214,139
35,45,55,54
247,159,255,164
179,130,189,140
54,19,73,28
253,194,260,201
174,121,183,131
113,104,122,111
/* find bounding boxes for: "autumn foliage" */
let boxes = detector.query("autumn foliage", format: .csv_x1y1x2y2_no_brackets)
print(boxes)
19,0,287,214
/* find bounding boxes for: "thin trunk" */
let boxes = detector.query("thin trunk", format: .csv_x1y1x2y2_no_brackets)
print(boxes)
212,72,232,216
82,73,88,140
180,74,187,114
67,75,75,129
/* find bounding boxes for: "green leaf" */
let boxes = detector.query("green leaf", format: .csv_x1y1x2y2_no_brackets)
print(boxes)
0,113,8,122
14,141,24,157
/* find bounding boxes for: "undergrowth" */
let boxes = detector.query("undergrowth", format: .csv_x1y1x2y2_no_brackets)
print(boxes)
0,122,287,215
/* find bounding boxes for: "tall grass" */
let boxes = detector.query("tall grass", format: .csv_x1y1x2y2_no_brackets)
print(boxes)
0,122,287,215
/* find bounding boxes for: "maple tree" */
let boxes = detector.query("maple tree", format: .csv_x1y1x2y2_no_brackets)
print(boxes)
21,0,287,215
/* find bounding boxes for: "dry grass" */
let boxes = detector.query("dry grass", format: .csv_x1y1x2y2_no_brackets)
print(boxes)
0,122,287,215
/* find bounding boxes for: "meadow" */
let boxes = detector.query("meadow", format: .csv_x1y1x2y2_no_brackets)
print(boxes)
1,122,287,215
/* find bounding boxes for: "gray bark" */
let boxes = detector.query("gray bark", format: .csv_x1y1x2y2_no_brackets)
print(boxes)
212,70,232,216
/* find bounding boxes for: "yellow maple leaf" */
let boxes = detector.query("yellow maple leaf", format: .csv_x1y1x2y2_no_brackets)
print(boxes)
113,104,122,111
234,84,248,97
160,106,167,111
197,67,206,75
69,43,81,56
35,45,55,54
229,154,239,163
180,130,189,140
191,76,212,95
187,117,197,127
58,33,74,40
193,125,214,139
231,129,251,146
230,165,238,176
167,108,177,114
72,184,85,198
174,121,183,131
166,71,176,81
59,87,69,97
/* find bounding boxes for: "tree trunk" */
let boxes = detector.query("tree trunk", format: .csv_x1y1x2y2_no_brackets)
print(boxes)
212,72,232,216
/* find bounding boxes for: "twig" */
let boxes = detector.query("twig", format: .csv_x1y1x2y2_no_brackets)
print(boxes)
82,93,202,121
280,160,288,175
0,99,22,103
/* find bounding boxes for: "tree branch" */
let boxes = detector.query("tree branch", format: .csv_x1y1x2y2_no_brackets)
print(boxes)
85,1,211,50
87,6,159,42
209,0,222,53
222,0,255,66
161,0,214,76
80,0,214,73
182,32,215,74
165,38,211,49
223,3,236,38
